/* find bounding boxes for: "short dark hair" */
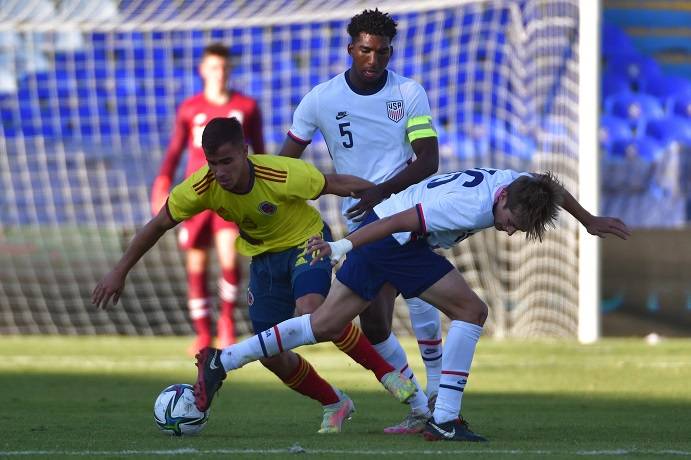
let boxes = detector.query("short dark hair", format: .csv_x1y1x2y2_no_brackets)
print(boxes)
201,117,244,155
202,42,230,60
505,172,564,241
347,8,397,42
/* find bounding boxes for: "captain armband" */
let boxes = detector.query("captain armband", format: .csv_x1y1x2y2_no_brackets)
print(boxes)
406,115,437,142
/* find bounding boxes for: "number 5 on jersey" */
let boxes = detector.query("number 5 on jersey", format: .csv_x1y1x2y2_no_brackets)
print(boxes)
339,122,353,148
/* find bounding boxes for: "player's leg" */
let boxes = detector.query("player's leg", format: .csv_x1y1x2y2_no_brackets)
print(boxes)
194,260,417,411
406,297,442,400
179,212,214,356
294,225,398,386
416,269,488,442
359,286,431,434
213,217,240,348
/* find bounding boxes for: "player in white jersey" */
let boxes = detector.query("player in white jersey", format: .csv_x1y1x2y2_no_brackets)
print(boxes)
279,8,443,433
193,168,630,441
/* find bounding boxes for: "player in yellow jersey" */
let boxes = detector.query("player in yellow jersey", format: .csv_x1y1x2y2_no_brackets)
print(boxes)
92,117,416,433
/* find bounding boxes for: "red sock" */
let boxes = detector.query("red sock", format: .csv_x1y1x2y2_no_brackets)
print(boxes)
333,323,394,380
188,272,210,338
218,268,239,320
281,354,340,406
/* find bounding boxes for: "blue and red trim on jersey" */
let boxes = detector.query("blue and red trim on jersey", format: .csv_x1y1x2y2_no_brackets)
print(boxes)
416,203,427,234
287,131,311,146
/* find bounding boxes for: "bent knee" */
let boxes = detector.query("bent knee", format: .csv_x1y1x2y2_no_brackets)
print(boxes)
448,298,488,326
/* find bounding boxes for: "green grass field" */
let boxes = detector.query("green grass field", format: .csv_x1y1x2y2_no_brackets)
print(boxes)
1,336,690,459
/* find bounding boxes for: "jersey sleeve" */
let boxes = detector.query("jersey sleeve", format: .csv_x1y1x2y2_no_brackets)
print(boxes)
403,81,437,143
158,101,190,179
166,166,211,222
285,158,326,200
287,88,319,145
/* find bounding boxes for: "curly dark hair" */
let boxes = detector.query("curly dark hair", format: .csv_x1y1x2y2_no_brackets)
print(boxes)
347,8,398,41
505,171,565,241
201,117,244,155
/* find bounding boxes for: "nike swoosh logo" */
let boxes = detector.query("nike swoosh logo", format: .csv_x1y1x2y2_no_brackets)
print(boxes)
336,112,347,120
209,350,219,370
429,421,455,439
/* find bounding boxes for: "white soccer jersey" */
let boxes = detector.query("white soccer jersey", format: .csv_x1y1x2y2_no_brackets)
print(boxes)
373,168,531,248
288,70,433,228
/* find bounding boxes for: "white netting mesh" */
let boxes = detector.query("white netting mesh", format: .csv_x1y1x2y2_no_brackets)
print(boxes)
0,0,580,337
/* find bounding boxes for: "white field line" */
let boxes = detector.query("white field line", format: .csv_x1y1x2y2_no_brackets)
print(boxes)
0,448,690,456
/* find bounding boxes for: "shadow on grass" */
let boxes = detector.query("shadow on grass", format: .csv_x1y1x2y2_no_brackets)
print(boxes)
2,372,690,456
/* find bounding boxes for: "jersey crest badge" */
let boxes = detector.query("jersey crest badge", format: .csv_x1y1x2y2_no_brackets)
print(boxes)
386,100,404,122
258,201,277,215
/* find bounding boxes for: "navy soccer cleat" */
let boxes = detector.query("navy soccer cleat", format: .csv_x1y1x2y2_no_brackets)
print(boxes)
193,347,227,411
423,417,488,442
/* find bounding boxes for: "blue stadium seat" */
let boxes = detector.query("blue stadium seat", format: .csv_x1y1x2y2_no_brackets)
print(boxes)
642,74,691,101
606,54,661,90
671,93,691,119
645,117,691,146
606,92,665,126
602,22,637,58
600,115,633,148
610,137,663,162
602,72,631,99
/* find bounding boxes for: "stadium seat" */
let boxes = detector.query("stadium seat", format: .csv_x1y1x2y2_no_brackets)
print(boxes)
606,92,665,127
600,115,633,148
606,54,661,91
605,137,664,193
671,93,691,119
642,74,691,101
602,72,631,99
645,117,691,146
609,137,663,162
601,22,637,58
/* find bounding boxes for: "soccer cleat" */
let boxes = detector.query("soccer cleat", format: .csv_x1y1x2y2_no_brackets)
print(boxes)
383,409,432,434
380,371,417,403
318,390,355,434
427,392,437,412
193,347,227,412
423,417,488,442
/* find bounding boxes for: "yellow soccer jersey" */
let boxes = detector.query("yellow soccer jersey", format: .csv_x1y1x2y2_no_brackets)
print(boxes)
167,155,326,256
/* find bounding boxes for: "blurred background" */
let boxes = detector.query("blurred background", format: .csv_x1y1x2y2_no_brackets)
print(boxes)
0,0,688,341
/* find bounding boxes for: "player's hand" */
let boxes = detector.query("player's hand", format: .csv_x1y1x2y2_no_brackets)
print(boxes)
307,236,332,265
585,216,631,240
91,269,126,310
151,176,171,216
345,186,386,222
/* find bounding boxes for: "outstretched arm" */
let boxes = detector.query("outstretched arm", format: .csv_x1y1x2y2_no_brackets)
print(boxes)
346,136,439,221
92,208,179,309
557,182,631,240
307,207,421,263
321,174,375,198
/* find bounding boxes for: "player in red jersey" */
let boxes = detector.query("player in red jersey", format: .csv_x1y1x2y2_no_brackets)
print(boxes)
150,43,265,355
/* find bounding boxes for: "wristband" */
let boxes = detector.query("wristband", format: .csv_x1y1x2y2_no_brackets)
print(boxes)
328,238,353,261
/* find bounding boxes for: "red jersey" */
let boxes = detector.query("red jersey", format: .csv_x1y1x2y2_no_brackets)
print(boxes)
158,91,265,179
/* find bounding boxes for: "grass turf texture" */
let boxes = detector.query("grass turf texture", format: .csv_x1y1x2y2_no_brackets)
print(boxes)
1,337,690,459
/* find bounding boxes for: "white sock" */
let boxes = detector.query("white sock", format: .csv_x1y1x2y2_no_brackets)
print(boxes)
407,297,442,396
373,333,429,414
433,320,482,424
220,314,316,371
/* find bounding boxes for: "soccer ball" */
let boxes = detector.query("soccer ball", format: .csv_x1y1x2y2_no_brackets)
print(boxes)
153,383,209,436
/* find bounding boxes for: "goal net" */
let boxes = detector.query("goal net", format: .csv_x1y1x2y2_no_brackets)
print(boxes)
0,0,582,338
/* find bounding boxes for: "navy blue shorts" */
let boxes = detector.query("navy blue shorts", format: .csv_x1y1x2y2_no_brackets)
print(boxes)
336,212,454,301
247,223,333,333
